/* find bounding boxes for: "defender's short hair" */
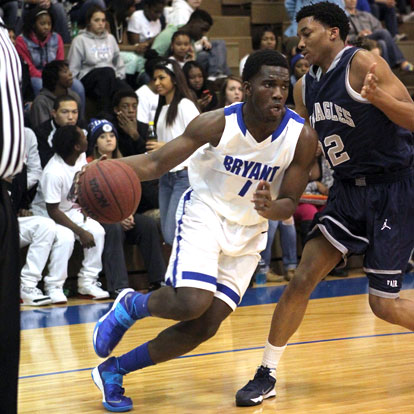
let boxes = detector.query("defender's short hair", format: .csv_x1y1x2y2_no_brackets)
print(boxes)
296,2,349,42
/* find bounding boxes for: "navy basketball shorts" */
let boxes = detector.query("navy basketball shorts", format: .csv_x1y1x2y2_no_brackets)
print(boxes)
309,173,414,298
165,188,268,310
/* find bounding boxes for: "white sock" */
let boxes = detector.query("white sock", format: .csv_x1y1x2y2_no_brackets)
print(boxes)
261,341,286,370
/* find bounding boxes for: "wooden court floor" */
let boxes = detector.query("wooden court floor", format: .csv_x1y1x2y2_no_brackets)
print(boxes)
19,276,414,413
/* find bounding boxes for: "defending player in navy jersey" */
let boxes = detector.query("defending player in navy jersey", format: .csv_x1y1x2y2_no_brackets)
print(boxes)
236,1,414,407
86,49,318,412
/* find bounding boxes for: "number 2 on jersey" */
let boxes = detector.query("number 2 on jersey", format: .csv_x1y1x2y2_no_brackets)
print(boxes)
324,134,350,167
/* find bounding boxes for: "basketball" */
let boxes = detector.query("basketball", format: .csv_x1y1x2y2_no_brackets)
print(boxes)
77,159,141,223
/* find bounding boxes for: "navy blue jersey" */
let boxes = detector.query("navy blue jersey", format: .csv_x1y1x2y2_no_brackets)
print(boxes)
303,46,414,180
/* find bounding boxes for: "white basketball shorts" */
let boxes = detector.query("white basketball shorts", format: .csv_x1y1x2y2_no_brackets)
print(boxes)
165,189,268,310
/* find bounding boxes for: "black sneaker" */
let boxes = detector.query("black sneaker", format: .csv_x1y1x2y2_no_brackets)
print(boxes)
235,365,276,406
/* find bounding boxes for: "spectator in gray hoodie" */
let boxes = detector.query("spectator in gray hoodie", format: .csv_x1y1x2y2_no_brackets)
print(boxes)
67,5,130,113
30,60,83,129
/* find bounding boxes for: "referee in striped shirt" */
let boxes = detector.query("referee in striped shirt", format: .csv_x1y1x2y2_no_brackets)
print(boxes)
0,17,25,414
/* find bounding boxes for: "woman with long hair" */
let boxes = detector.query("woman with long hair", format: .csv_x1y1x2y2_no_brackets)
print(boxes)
183,60,218,112
218,75,243,108
147,59,200,245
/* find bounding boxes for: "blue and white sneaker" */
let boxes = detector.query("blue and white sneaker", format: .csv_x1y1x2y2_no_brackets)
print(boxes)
93,288,136,358
91,357,132,412
235,365,276,406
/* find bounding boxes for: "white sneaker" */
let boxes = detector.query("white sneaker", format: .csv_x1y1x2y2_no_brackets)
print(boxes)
78,281,109,300
44,286,68,304
21,286,52,306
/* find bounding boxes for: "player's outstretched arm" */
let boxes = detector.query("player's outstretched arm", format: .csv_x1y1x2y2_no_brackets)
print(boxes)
119,109,225,181
252,123,318,220
352,50,414,131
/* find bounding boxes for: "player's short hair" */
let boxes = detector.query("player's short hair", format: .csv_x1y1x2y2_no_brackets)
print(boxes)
296,1,349,42
53,95,78,111
42,60,69,91
242,49,289,82
52,125,82,159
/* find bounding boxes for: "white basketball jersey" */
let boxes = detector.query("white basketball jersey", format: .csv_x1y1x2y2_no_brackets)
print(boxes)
188,102,304,225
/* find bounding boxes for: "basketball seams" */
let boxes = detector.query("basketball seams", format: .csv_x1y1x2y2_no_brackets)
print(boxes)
113,161,141,212
78,160,141,223
96,162,124,222
82,167,114,223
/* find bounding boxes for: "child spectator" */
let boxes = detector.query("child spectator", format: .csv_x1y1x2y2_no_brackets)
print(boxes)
87,119,166,294
15,8,85,102
148,59,199,245
30,125,110,301
168,30,194,67
30,60,83,129
218,75,243,108
183,60,218,112
15,8,63,96
68,5,129,113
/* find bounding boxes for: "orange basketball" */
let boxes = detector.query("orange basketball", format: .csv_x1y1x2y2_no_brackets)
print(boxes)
77,160,141,223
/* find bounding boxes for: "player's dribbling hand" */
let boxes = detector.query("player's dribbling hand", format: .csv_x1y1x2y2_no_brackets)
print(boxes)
361,63,378,101
252,180,272,217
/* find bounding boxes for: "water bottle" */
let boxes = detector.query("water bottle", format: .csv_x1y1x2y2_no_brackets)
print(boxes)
255,259,267,285
147,121,157,142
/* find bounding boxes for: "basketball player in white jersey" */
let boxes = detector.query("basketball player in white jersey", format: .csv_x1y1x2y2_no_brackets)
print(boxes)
90,49,318,412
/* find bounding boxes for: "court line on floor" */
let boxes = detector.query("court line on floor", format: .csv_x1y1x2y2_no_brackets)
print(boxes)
19,330,414,380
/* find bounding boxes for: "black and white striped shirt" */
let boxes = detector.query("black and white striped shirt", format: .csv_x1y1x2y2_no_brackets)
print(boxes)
0,18,24,179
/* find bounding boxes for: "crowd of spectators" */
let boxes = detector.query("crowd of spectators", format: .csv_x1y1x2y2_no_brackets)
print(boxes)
8,0,414,305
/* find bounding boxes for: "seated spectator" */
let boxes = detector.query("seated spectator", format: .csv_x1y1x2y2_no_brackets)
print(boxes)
124,0,166,86
239,26,278,77
183,60,218,112
87,119,167,294
22,0,71,43
345,0,414,71
168,30,195,67
135,50,162,136
152,9,230,80
218,75,243,108
68,5,130,113
369,0,405,40
15,8,85,102
30,125,109,301
167,1,230,80
11,128,73,305
110,89,146,157
30,60,83,129
110,89,159,214
34,95,85,168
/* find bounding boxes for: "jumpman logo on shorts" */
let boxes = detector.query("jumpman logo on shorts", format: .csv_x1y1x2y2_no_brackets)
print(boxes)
381,219,391,231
